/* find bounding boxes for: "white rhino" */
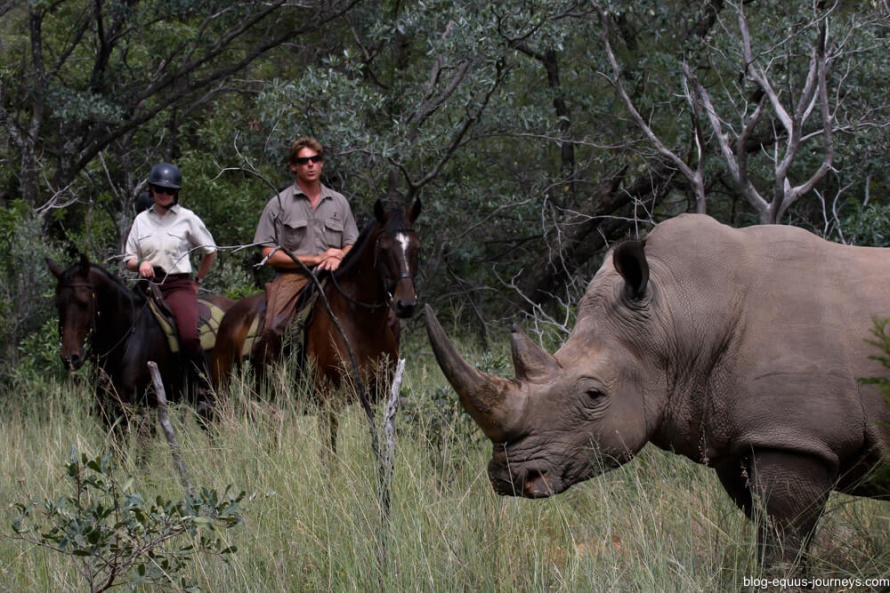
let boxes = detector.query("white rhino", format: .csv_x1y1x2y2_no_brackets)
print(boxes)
425,213,890,570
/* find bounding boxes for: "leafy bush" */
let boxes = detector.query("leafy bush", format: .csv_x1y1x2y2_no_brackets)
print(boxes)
11,447,246,592
861,318,890,485
201,252,260,301
840,202,890,247
0,202,61,381
13,317,67,385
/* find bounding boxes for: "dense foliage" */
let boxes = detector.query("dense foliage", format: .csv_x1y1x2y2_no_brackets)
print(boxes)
1,0,889,379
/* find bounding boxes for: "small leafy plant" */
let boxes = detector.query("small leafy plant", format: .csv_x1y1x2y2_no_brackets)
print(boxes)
11,447,245,592
862,318,890,486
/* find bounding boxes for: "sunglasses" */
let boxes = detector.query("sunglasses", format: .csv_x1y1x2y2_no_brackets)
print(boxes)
151,185,177,195
294,155,323,165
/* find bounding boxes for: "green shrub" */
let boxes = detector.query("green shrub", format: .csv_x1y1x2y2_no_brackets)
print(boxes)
11,446,246,592
13,317,66,385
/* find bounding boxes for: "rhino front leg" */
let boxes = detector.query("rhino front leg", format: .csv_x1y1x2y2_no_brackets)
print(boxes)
715,450,834,575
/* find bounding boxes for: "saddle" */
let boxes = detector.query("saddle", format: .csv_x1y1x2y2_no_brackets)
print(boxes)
240,278,324,359
143,282,228,353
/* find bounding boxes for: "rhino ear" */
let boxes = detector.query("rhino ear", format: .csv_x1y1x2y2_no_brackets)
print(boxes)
613,239,648,300
511,324,559,381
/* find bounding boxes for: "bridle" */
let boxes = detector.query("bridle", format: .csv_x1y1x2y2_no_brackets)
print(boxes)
327,226,418,311
58,283,93,360
57,276,142,363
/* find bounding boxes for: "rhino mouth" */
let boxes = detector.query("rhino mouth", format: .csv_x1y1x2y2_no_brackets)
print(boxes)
489,462,566,499
488,444,622,499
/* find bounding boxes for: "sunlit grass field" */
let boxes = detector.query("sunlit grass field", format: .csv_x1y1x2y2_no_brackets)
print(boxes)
1,331,888,592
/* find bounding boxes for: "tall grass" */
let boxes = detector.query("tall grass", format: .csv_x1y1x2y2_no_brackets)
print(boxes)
1,336,888,592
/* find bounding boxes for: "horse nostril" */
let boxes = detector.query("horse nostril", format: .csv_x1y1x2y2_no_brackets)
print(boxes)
66,353,84,370
395,301,417,318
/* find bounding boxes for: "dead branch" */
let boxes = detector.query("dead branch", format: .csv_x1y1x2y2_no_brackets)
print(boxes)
147,361,194,497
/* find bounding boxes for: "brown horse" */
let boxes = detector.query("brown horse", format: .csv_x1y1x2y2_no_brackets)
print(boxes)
212,198,421,449
47,254,234,426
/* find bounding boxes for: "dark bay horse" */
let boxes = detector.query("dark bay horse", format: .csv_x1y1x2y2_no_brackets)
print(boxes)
212,199,421,449
47,254,234,426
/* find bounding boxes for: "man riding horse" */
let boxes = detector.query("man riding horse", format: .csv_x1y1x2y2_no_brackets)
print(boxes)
252,136,359,366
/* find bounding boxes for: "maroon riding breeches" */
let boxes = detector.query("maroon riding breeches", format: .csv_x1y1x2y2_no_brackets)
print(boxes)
158,274,201,359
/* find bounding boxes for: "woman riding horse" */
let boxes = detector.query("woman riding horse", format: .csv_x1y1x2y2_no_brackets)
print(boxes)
124,163,218,401
48,255,233,427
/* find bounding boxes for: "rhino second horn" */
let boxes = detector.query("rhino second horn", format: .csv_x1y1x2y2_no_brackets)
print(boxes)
510,324,559,381
424,305,516,441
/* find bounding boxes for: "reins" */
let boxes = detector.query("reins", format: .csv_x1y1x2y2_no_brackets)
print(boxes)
61,274,147,363
325,227,417,311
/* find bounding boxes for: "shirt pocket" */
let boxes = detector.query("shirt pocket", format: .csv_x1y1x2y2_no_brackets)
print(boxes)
282,219,308,250
323,218,344,247
165,232,188,258
135,234,156,257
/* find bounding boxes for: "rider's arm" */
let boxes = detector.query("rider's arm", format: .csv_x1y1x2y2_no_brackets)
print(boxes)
261,244,353,272
261,246,322,270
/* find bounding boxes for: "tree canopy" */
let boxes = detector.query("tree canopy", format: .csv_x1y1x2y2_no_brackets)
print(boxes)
1,0,889,377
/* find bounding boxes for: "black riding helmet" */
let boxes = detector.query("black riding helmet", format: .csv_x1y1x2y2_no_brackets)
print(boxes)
148,163,182,190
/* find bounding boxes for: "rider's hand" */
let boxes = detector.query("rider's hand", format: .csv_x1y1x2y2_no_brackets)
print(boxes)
318,248,345,271
138,260,155,279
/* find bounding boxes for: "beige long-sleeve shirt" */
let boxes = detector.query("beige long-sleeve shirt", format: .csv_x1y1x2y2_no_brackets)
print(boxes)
125,204,216,275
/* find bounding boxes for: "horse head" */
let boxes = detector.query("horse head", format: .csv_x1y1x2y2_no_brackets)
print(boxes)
47,253,97,370
373,198,422,319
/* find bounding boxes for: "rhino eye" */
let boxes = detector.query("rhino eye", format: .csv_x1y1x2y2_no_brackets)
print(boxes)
586,388,605,400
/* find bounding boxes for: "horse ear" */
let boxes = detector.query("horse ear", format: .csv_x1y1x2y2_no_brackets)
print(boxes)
47,257,63,279
78,253,91,276
408,198,421,224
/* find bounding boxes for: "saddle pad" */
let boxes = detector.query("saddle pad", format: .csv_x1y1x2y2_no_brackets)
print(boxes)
198,298,229,351
148,297,180,353
240,314,262,359
147,296,230,353
239,283,322,359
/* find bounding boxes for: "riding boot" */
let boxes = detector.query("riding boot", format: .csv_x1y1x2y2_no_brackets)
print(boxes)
187,349,215,424
252,329,283,368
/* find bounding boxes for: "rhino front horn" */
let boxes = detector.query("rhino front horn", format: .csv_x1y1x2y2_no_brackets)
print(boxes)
424,305,519,442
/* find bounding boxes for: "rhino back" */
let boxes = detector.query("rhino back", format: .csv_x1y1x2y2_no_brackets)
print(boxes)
603,214,890,480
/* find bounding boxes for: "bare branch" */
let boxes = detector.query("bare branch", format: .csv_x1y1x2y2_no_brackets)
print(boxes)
403,61,510,195
592,2,706,210
685,62,770,216
771,16,834,222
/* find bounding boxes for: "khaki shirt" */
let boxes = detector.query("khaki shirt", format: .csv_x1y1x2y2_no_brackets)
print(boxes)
253,183,359,257
124,204,216,275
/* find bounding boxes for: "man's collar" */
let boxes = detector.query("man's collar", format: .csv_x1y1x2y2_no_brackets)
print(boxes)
293,183,331,200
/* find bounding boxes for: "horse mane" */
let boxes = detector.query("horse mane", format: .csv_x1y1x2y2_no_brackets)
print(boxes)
330,205,414,279
331,217,378,278
61,259,145,305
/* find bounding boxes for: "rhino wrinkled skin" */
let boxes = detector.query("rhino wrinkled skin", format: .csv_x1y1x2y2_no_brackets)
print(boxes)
425,213,890,570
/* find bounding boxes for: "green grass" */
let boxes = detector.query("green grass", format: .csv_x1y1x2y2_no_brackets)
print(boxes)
0,338,888,592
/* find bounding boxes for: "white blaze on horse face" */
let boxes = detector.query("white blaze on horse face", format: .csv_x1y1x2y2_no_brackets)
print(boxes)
396,232,412,271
